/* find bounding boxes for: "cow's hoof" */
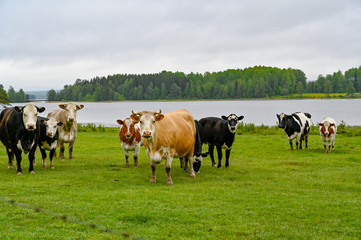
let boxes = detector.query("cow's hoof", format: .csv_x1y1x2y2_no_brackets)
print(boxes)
125,164,130,168
212,164,217,167
166,180,173,185
190,173,196,178
150,178,157,183
51,166,55,169
17,172,22,175
42,165,46,169
30,171,35,174
218,166,222,169
8,165,13,169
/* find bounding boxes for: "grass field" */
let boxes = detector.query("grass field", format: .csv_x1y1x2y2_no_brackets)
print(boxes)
0,126,360,239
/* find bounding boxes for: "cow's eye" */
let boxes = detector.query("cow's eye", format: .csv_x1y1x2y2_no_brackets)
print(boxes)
152,120,155,124
140,121,143,124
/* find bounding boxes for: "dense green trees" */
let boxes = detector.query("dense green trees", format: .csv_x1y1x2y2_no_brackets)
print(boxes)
5,86,28,103
0,84,10,107
47,65,361,101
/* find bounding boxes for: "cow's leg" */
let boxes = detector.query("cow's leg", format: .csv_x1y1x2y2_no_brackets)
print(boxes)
28,146,36,174
165,155,173,184
59,141,65,160
49,148,55,169
189,155,196,178
225,149,231,168
305,136,309,149
182,156,189,172
6,148,14,169
323,144,327,153
299,140,303,149
123,148,130,168
69,141,74,160
216,146,223,169
289,139,293,150
208,144,216,167
180,157,184,169
40,148,47,168
150,163,157,183
14,150,22,175
133,144,140,168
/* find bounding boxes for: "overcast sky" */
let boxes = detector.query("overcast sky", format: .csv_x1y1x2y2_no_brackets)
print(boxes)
1,0,360,91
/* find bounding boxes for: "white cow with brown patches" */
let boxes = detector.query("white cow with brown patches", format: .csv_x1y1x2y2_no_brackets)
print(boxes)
319,117,337,153
47,102,84,160
131,109,196,185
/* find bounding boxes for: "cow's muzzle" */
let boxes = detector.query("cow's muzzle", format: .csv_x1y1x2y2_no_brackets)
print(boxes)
142,131,152,138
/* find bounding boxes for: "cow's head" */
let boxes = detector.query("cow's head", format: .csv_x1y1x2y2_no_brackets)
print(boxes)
193,152,209,173
221,114,244,133
319,121,336,137
277,113,288,129
131,110,164,141
117,118,138,140
41,118,63,138
59,102,84,123
14,103,45,131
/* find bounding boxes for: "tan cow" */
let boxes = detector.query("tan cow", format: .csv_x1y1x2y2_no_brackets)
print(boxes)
131,109,196,184
47,102,84,160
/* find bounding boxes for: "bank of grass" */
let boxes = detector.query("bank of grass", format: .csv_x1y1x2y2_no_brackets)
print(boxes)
0,125,361,239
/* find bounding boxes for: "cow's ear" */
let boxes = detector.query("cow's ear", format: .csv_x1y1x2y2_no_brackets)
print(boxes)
238,116,244,121
155,114,164,121
59,104,67,109
130,114,140,122
41,119,47,125
330,123,336,127
57,121,63,126
116,120,124,125
37,107,46,113
318,123,324,126
221,116,227,120
76,104,84,110
14,106,23,112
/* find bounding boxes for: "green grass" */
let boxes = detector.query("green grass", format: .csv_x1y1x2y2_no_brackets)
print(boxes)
0,126,361,239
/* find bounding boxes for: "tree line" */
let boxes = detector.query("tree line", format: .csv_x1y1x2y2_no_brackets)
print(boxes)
47,66,361,101
0,85,28,105
1,66,360,104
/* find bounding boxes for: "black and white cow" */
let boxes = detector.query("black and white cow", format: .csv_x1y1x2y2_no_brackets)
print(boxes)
37,116,63,169
199,114,244,169
276,112,312,150
0,103,45,174
180,120,209,173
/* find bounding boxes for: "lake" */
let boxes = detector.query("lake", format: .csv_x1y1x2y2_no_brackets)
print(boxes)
9,99,361,126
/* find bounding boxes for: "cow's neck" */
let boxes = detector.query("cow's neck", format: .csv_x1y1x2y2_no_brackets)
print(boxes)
64,121,74,131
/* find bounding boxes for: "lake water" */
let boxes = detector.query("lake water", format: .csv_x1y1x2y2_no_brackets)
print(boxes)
9,99,361,126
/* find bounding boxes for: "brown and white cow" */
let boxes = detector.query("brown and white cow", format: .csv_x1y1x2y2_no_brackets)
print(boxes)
116,118,142,168
47,102,84,160
131,109,196,184
318,117,337,153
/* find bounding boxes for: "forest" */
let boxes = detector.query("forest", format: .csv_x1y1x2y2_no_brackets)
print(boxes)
1,65,361,103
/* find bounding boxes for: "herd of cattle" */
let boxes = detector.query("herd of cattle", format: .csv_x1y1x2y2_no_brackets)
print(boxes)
0,102,337,184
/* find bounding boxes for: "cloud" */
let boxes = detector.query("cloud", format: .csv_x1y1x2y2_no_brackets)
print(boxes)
0,0,361,91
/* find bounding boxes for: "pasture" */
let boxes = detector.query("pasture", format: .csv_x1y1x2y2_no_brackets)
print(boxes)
0,125,361,239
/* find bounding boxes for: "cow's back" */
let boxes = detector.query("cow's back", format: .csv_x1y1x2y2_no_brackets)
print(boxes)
199,117,224,143
0,108,23,146
153,109,196,156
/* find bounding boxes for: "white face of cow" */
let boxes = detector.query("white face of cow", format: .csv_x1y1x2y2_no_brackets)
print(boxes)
222,114,244,133
15,103,45,131
319,121,336,137
43,118,63,138
131,110,164,141
59,103,84,123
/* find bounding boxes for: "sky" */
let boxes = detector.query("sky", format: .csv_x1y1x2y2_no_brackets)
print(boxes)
1,0,361,91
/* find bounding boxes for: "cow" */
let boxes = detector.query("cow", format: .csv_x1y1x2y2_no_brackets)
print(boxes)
0,103,45,174
47,102,84,160
131,109,196,185
180,120,209,173
37,116,63,169
277,112,312,150
116,118,142,168
199,114,244,169
318,117,337,153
